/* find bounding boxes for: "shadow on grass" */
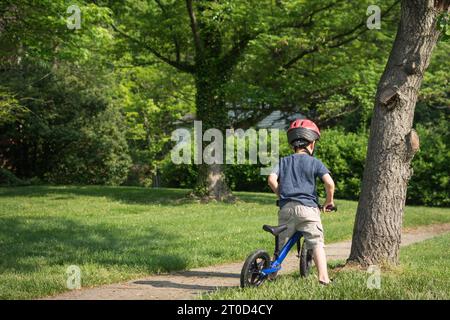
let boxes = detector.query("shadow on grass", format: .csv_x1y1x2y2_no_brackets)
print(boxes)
235,192,276,205
133,280,230,291
0,185,191,206
172,270,240,278
0,215,187,274
0,185,278,206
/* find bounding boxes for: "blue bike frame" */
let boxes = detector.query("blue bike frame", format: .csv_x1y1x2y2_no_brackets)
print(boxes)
261,231,302,276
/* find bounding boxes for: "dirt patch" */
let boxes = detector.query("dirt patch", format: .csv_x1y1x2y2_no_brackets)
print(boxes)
403,222,450,234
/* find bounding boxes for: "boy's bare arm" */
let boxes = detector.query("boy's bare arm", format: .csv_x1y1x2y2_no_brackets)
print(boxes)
268,174,279,196
322,173,335,210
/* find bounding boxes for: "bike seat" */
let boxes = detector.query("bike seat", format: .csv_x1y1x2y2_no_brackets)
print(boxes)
263,224,288,236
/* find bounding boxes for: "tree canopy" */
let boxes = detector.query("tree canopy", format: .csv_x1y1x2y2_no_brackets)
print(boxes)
0,0,448,204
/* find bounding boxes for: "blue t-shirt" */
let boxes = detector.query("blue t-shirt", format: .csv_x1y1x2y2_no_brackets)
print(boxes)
271,154,330,208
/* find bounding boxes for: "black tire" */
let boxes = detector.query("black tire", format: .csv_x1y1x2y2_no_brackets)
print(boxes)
299,240,313,277
240,250,271,288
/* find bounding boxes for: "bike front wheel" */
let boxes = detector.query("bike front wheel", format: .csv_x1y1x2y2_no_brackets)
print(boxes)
240,250,271,288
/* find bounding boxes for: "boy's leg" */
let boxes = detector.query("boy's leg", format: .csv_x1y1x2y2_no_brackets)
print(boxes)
278,202,296,252
295,205,330,283
312,245,330,283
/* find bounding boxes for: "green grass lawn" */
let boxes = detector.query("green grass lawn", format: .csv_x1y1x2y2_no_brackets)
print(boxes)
0,186,449,299
204,232,450,300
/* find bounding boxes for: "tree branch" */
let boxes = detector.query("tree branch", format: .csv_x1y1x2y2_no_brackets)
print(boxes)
90,0,194,73
111,23,195,73
230,84,352,128
266,0,346,34
220,34,254,70
154,0,181,63
213,0,351,72
282,46,318,70
186,0,203,54
281,0,400,70
290,0,345,29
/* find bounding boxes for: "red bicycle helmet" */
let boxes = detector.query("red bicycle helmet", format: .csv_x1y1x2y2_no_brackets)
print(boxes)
287,119,320,147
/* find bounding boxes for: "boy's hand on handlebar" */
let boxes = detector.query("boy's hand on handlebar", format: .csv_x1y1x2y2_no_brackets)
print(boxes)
322,201,337,212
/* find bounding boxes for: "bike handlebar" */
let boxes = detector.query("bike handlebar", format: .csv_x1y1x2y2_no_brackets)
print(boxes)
275,200,337,212
319,204,338,212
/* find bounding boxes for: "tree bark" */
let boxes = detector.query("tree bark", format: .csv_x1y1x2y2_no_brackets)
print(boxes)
348,0,447,266
193,64,233,201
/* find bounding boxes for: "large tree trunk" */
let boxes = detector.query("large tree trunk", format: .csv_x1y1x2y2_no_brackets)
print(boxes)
193,66,233,201
188,3,234,202
348,0,447,266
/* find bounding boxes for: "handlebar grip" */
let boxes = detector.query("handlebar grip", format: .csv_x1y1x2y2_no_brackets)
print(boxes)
319,205,338,212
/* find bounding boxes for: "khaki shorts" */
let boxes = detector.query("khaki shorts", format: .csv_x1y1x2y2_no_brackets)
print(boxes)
278,201,324,251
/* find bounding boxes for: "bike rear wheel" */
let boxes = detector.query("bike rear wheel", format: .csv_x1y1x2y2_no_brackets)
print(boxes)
299,240,313,277
240,250,271,288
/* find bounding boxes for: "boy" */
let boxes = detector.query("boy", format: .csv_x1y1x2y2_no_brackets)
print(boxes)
268,119,335,285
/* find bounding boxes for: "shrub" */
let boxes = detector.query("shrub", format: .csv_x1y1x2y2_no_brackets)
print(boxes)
44,106,132,185
0,168,28,186
124,164,153,187
408,119,449,206
159,160,198,188
315,129,368,200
